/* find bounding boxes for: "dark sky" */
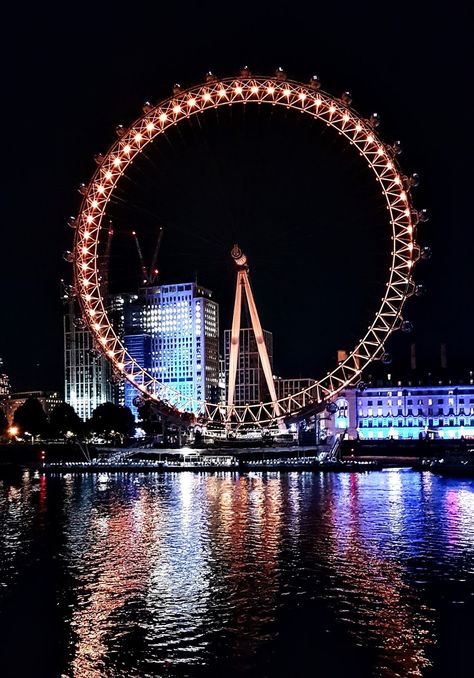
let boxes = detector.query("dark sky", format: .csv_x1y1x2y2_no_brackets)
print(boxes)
2,1,472,392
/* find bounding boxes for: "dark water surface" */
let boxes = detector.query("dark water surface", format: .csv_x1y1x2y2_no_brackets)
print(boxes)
1,469,474,677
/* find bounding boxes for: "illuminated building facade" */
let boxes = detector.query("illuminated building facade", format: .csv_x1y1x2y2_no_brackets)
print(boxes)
0,358,10,403
224,328,273,406
108,293,138,407
124,282,219,418
218,358,226,405
64,300,113,421
356,382,474,440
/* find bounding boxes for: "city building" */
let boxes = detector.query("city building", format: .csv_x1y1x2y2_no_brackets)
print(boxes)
4,391,63,425
108,293,138,407
64,299,113,421
0,358,10,403
124,282,219,418
224,327,273,406
274,377,317,405
356,380,474,440
218,357,226,405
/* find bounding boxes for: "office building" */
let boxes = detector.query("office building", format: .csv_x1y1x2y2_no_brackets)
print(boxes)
0,358,10,403
64,300,113,421
274,377,317,406
108,293,138,407
224,327,273,406
124,282,219,418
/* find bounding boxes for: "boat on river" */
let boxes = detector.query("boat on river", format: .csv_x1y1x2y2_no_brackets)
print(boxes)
427,448,474,477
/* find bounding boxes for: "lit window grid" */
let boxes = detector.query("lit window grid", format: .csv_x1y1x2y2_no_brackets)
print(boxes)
124,285,219,415
73,75,419,425
356,385,474,440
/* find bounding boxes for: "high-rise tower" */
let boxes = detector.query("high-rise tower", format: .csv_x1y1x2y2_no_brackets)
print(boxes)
123,282,219,418
63,299,113,421
224,328,274,406
0,357,10,404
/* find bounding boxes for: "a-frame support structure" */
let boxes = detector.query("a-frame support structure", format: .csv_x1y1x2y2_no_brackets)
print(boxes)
227,245,285,430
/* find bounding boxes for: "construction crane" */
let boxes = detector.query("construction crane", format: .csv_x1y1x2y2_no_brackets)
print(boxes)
148,226,164,285
131,226,164,286
131,230,148,285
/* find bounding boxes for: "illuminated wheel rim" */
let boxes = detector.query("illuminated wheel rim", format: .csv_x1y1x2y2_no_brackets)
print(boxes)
73,74,419,426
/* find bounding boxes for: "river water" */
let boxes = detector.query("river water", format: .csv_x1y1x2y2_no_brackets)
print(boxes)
0,468,473,677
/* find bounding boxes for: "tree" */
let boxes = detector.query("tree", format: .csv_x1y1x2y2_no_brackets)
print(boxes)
0,409,8,436
88,402,135,440
13,398,49,437
137,401,163,436
50,403,83,437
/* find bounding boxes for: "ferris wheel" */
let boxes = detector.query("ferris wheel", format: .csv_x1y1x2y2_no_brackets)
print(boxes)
70,68,428,429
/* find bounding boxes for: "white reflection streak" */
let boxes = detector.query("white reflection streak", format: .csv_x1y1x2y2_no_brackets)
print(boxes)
145,474,211,656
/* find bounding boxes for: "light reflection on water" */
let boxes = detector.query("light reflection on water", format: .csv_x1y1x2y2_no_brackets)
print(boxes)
1,469,474,677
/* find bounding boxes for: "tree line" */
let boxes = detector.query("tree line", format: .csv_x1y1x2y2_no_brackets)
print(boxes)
0,399,138,442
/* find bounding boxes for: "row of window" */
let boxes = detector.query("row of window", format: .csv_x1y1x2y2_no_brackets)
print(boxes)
363,397,474,406
361,407,474,416
359,418,474,428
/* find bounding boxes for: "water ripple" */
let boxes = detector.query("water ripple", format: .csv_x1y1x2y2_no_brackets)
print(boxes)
1,470,474,676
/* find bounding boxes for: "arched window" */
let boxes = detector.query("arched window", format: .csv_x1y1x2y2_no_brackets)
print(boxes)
335,398,349,429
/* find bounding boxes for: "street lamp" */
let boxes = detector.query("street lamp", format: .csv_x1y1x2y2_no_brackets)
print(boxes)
8,425,19,438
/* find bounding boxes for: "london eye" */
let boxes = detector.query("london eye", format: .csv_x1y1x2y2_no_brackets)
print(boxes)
69,69,426,429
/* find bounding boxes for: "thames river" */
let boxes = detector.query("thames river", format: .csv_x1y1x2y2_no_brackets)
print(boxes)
1,469,474,677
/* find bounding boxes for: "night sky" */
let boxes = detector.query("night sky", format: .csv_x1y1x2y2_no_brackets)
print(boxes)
2,1,472,393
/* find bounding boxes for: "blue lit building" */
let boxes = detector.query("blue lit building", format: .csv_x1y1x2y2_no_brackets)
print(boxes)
356,381,474,440
64,300,113,421
124,282,219,419
123,334,152,418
